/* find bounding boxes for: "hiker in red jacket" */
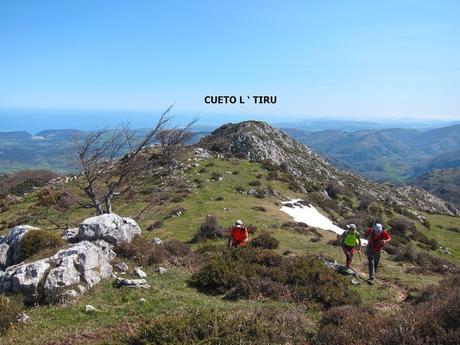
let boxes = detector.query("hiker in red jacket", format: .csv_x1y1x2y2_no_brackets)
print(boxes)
364,223,391,282
228,220,249,248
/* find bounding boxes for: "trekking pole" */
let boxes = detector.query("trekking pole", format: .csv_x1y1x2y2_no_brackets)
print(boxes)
371,207,380,230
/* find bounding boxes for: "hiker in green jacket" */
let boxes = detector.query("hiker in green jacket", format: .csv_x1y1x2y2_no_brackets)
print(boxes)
340,224,362,268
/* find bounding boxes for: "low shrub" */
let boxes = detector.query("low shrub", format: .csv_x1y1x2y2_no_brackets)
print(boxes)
447,227,460,234
191,215,226,242
116,237,197,268
247,224,257,234
250,232,279,249
37,188,59,207
288,180,302,192
260,160,278,171
391,245,455,273
190,247,360,308
326,183,344,199
0,295,23,334
20,230,65,261
235,186,245,193
314,276,460,345
266,170,279,180
116,236,161,266
210,172,222,181
249,179,261,187
124,307,312,345
146,221,163,231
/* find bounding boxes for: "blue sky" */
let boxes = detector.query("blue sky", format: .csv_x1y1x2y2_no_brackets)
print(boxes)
0,0,459,129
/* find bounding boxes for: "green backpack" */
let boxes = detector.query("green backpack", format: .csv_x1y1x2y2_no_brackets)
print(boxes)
343,231,359,247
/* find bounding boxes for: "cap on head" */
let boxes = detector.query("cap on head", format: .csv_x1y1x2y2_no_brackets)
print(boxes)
347,224,357,231
235,220,243,225
374,223,383,234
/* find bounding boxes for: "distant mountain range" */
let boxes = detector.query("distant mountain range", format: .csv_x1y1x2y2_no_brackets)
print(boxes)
1,123,460,208
282,124,460,182
409,168,460,210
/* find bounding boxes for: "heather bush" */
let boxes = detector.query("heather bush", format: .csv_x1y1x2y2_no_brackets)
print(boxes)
191,215,226,242
0,295,23,334
314,275,460,345
124,307,312,345
248,179,261,187
116,236,197,268
249,231,279,249
20,230,65,261
190,247,360,308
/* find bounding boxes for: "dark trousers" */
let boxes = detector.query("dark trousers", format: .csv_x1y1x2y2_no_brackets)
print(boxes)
366,247,381,279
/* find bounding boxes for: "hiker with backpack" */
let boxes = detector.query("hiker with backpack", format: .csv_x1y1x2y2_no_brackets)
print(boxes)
364,223,391,282
339,224,362,269
228,220,249,248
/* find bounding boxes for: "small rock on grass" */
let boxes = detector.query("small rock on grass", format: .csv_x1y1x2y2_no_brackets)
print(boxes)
85,305,98,313
158,266,167,275
17,312,31,323
134,267,147,278
114,262,129,272
154,237,163,245
116,278,150,289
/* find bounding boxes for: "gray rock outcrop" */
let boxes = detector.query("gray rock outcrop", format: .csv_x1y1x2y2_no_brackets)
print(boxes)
0,225,39,269
199,121,459,216
0,240,115,303
78,213,141,245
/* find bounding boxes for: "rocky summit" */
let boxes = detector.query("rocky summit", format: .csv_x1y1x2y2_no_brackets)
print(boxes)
199,121,459,216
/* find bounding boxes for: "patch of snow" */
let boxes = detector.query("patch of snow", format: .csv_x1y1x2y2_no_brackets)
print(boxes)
281,199,344,235
280,199,368,245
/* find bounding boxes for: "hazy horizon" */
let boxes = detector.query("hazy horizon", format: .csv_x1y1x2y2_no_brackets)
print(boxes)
0,108,459,133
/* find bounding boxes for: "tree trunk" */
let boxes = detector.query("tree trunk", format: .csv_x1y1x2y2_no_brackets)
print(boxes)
104,189,114,214
84,186,103,215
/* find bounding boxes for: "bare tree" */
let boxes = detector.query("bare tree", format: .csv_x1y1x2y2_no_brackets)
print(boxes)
74,106,196,215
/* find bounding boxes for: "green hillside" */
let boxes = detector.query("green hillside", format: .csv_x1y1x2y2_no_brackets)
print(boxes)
0,148,459,344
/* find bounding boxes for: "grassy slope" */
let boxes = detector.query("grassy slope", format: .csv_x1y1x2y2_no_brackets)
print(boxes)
0,155,459,344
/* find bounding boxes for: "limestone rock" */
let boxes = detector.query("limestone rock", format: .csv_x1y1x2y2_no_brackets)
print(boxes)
85,304,98,313
198,121,459,216
0,240,115,303
78,213,141,246
0,225,39,268
134,267,147,278
116,278,150,289
0,259,51,300
61,228,79,243
114,262,129,272
16,312,31,323
154,237,163,245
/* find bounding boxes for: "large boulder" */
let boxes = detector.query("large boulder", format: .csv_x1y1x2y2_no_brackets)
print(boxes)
0,240,115,303
78,213,141,246
0,225,39,269
0,259,50,301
